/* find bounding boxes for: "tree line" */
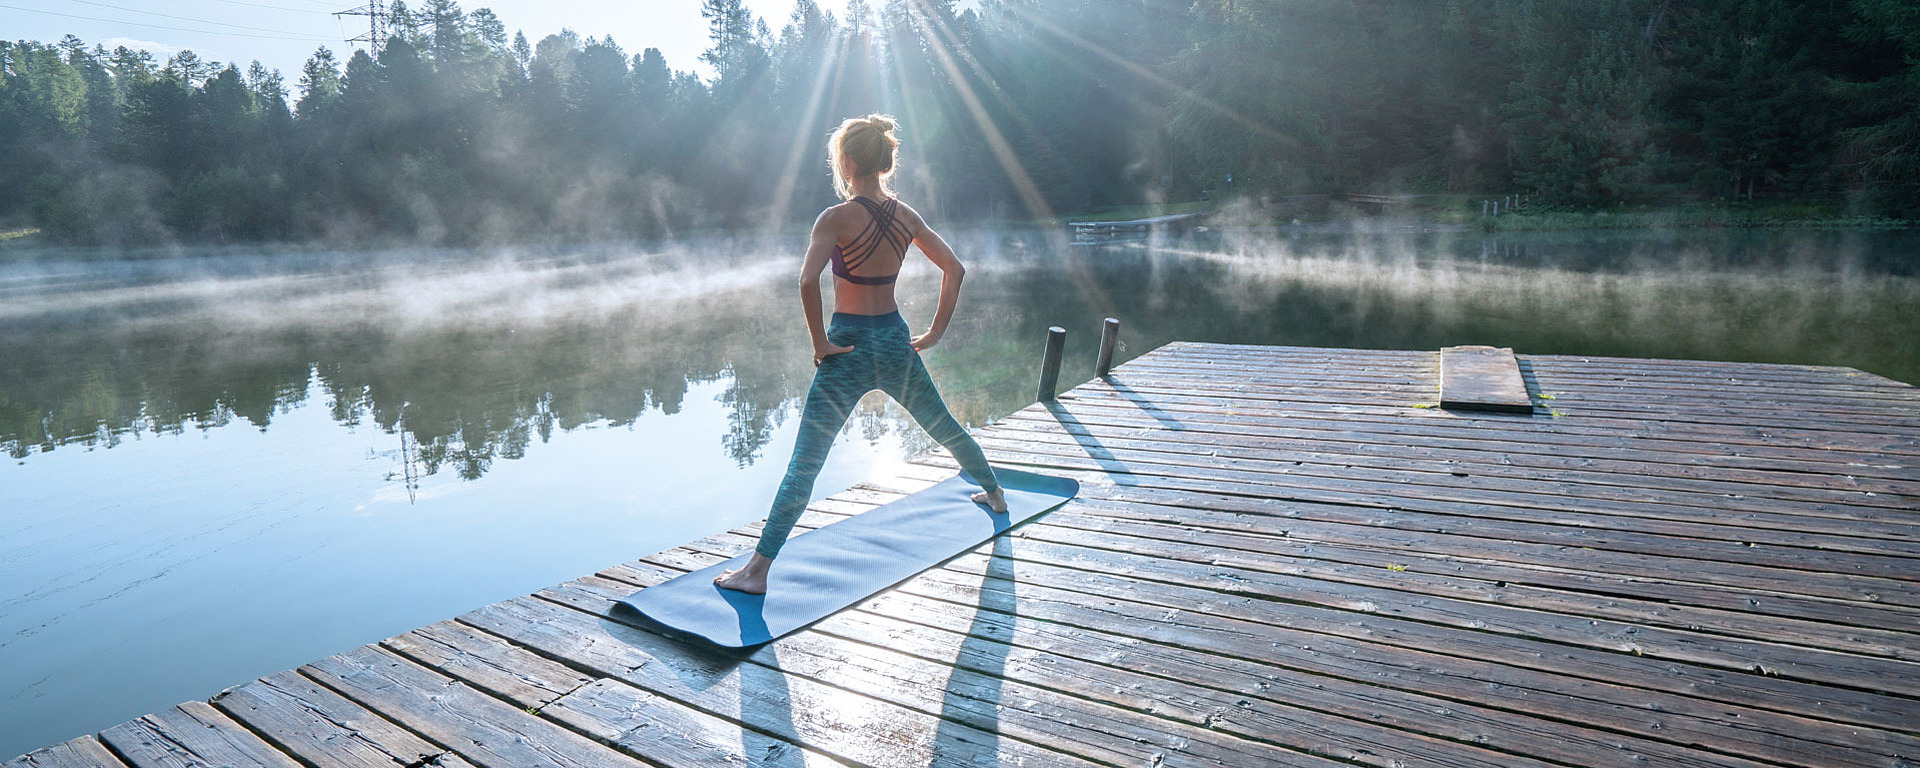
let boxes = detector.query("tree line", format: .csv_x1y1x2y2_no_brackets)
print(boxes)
2,0,1917,245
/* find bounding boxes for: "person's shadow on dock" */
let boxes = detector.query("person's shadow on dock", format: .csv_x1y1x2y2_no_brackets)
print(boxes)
736,645,807,768
931,534,1017,762
607,599,805,767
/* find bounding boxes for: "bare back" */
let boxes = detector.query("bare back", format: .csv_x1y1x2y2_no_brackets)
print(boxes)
817,196,938,315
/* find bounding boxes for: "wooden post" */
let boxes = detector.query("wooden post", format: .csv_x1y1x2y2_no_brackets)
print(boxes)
1481,200,1489,217
1095,317,1120,378
1492,201,1499,217
1037,326,1066,401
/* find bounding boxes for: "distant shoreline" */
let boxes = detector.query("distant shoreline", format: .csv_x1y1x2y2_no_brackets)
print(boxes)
5,202,1914,252
1049,197,1917,234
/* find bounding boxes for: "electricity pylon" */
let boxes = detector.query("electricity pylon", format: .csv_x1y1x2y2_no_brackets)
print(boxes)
335,0,386,57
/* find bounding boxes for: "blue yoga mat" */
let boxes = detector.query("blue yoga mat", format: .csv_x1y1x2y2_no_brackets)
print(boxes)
618,467,1078,648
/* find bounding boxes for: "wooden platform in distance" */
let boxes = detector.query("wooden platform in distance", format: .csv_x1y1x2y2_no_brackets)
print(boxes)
12,342,1920,768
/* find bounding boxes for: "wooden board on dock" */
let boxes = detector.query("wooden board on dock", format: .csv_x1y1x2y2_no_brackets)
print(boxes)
1440,344,1535,412
13,341,1920,768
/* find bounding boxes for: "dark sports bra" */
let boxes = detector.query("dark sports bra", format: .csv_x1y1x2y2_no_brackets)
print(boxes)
831,196,910,285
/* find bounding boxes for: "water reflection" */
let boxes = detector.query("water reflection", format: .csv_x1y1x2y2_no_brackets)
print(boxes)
5,227,1915,472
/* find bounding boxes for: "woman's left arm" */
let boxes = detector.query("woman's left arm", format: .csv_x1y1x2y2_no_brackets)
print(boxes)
909,212,965,352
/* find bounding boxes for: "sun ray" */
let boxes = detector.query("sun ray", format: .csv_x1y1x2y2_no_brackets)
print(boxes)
880,13,941,213
996,3,1305,152
911,0,1125,323
906,0,1054,223
767,28,849,228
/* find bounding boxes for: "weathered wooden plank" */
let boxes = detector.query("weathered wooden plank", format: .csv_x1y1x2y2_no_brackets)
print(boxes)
955,442,1920,560
1023,395,1920,481
838,571,1919,768
981,418,1920,512
1442,346,1535,413
1126,349,1914,393
646,538,1920,760
689,484,1920,735
876,462,1920,606
211,670,479,768
541,680,852,768
546,577,1503,768
1020,510,1920,660
377,621,851,768
3,737,125,768
1524,371,1920,405
380,622,592,710
1120,359,1920,411
847,480,1920,621
1146,346,1903,395
301,646,652,768
996,406,1920,497
1051,496,1920,631
1086,368,1920,444
832,471,1920,637
1161,343,1889,385
682,515,1920,705
98,701,303,768
1100,374,1920,440
458,596,1121,768
1060,386,1920,472
971,426,1920,527
1068,385,1920,457
613,548,1857,768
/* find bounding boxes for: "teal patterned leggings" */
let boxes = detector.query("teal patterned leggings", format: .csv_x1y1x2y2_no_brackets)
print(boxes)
756,311,1001,559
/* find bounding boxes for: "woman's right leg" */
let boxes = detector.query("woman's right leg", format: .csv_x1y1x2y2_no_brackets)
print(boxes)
755,354,867,559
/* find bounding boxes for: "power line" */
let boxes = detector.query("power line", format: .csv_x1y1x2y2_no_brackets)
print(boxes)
0,2,341,41
205,0,336,14
65,0,327,35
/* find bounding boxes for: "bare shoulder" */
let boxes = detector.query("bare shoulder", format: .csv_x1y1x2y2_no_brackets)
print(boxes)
814,201,857,238
891,198,931,238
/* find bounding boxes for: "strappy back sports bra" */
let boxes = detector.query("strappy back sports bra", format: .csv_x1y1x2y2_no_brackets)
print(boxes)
831,196,910,285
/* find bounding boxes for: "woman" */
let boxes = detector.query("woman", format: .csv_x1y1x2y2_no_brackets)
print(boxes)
714,114,1006,594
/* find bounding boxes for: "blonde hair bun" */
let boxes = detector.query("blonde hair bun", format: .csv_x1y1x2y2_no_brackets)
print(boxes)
829,113,901,199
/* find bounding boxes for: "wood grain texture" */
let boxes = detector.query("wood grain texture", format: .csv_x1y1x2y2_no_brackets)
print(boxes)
98,701,304,768
3,737,124,768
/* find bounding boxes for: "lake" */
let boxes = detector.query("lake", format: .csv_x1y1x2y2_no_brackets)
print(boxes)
2,226,1916,756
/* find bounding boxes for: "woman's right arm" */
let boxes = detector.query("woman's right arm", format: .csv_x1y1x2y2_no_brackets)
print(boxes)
799,210,853,363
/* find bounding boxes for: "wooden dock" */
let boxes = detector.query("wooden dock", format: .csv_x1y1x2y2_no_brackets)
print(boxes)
12,342,1920,768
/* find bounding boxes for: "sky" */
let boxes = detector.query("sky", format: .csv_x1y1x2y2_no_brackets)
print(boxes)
1,0,846,82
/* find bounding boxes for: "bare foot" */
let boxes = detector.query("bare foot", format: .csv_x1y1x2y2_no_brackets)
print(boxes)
972,488,1009,513
714,552,772,594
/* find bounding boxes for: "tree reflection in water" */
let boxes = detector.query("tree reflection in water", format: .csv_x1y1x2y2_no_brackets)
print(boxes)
3,227,1916,471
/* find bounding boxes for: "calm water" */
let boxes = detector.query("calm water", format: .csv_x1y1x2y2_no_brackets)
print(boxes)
2,227,1916,755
